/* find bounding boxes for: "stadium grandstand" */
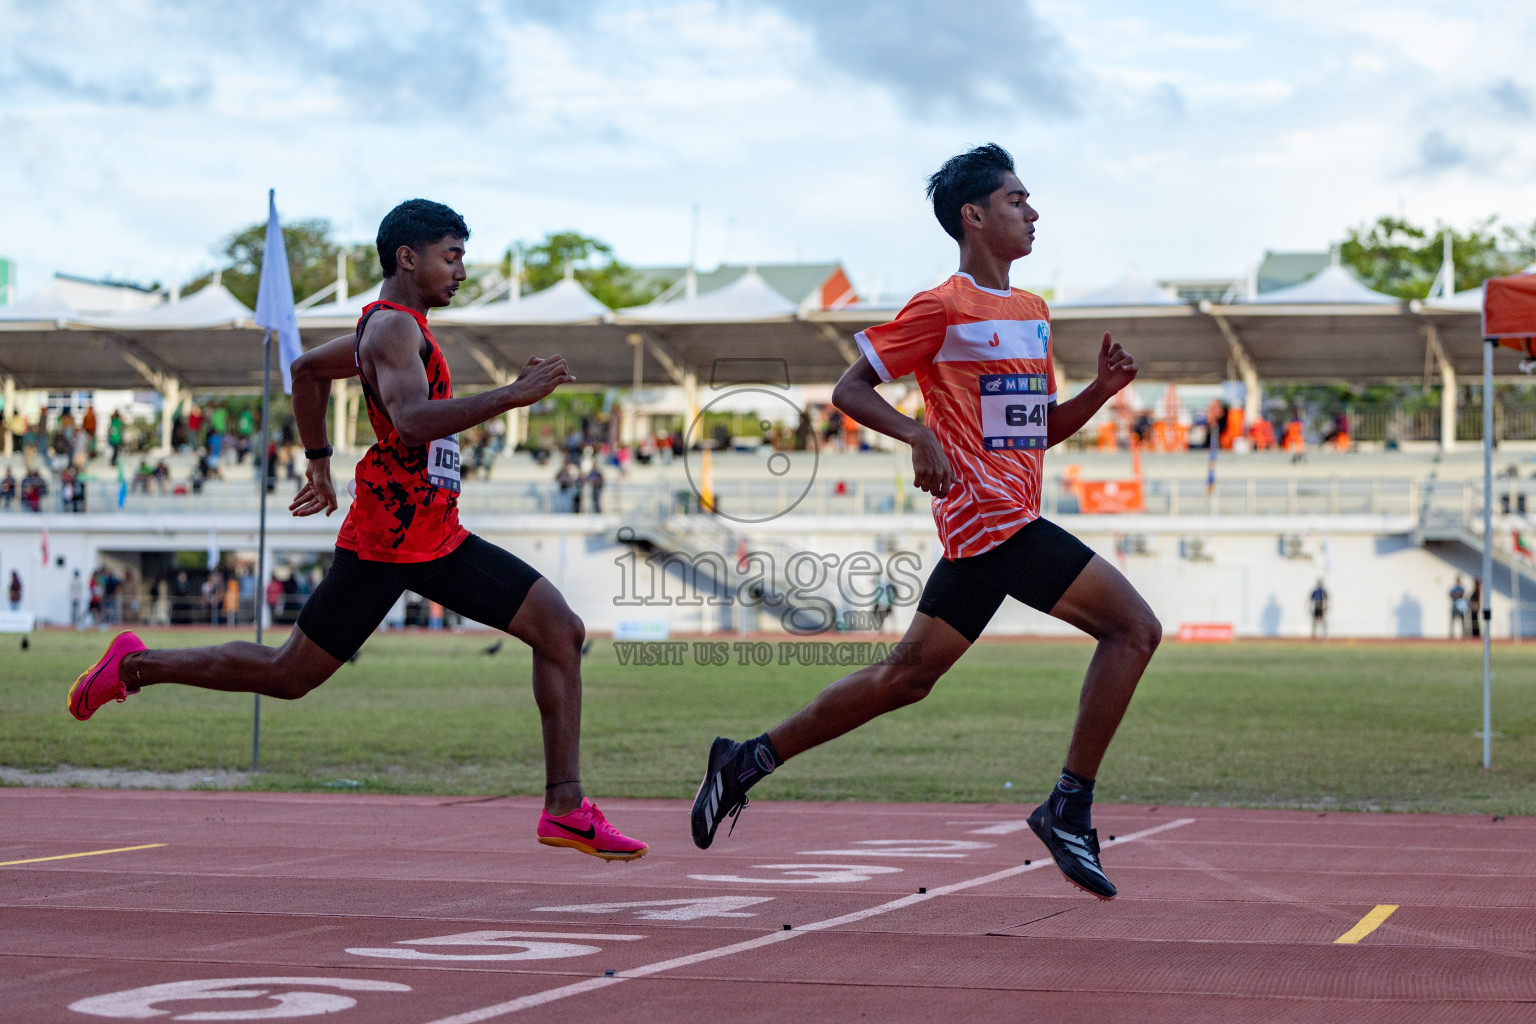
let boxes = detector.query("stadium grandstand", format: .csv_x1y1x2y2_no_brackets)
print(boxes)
4,257,1536,642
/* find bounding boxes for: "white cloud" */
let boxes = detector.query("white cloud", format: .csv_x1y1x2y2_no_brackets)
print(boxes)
0,0,1533,301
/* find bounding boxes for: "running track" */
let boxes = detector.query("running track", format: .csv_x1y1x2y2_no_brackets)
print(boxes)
3,790,1533,1022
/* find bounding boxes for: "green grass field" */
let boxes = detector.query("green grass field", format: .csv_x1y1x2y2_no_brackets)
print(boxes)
6,630,1533,814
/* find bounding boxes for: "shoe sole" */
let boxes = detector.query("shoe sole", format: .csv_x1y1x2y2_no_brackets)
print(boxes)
690,738,732,850
68,630,134,721
1027,813,1116,902
537,836,647,862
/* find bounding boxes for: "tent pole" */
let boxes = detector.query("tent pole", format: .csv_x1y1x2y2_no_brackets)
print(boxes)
253,328,272,771
1481,337,1494,770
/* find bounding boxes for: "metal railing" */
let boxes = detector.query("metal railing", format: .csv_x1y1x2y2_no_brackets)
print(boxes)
6,475,1536,523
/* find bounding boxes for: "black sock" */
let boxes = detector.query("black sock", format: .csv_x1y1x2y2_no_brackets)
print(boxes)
1050,768,1095,830
733,733,782,791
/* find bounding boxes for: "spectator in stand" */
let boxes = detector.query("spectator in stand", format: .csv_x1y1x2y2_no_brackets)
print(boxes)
0,467,15,509
187,403,204,445
20,467,46,511
7,570,20,610
171,571,193,625
69,569,85,627
239,568,256,618
266,574,285,623
7,409,25,453
555,460,579,513
132,458,154,494
149,578,171,626
235,407,254,464
1310,579,1329,639
103,569,122,624
586,464,605,514
121,570,140,623
202,570,222,625
223,574,240,626
88,567,105,624
81,406,98,459
207,403,228,468
1449,576,1468,638
153,460,170,493
108,410,124,466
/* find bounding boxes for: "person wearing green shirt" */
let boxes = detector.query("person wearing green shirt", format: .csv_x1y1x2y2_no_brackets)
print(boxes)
107,411,124,467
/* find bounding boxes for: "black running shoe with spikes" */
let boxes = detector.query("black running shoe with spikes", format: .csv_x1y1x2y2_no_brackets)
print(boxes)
1027,799,1117,900
690,736,763,849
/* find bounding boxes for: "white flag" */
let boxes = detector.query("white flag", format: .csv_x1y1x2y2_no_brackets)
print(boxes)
253,189,304,393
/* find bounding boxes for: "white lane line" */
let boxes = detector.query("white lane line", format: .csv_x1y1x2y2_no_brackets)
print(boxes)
419,818,1196,1024
961,820,1033,835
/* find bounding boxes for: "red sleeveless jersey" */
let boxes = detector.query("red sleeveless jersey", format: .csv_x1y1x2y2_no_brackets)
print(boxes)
336,300,470,563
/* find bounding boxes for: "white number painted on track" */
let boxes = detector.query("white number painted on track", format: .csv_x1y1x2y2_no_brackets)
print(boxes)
688,863,903,885
69,976,411,1020
346,930,644,962
531,896,775,921
797,839,996,858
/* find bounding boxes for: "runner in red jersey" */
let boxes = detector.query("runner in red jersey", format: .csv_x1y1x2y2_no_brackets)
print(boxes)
691,146,1158,899
68,199,645,860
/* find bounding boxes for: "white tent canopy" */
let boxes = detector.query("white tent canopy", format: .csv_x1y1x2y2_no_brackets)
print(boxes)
616,270,798,323
0,287,78,326
438,278,610,326
69,283,252,329
1055,271,1183,308
295,283,382,325
1240,264,1398,306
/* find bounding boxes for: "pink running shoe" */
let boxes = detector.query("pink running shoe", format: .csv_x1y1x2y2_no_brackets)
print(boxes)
537,798,648,861
68,631,146,721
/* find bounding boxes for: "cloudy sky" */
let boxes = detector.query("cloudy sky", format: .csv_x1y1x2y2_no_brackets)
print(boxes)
3,0,1533,301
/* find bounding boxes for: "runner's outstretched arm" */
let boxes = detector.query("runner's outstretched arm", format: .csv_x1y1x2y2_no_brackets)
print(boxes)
831,356,955,497
363,312,573,447
288,334,361,518
1046,332,1138,447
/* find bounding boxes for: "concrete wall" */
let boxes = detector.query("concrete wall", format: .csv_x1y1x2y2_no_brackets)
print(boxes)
2,510,1526,639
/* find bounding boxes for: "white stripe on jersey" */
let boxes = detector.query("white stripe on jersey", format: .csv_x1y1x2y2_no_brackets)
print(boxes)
935,319,1050,364
854,330,896,383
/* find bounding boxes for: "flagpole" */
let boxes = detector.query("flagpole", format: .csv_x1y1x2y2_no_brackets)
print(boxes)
254,326,271,770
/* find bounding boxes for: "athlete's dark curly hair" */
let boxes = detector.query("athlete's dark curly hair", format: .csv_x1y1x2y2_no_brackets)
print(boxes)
376,199,470,277
925,144,1016,242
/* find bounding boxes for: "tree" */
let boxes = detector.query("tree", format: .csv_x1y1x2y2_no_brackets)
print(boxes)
183,219,381,309
1339,216,1529,300
504,231,662,310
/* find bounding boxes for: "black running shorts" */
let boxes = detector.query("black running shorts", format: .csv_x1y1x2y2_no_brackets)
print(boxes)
916,517,1096,643
297,534,543,662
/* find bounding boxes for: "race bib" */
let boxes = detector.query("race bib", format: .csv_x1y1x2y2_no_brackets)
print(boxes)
427,436,462,492
979,373,1049,450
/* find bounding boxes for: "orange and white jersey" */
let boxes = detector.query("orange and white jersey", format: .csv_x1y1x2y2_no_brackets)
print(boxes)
856,272,1056,560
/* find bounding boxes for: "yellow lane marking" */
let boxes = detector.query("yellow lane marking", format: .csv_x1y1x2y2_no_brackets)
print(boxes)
0,843,167,867
1335,904,1399,944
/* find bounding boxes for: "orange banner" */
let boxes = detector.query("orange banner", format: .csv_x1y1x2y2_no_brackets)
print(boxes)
1177,623,1234,643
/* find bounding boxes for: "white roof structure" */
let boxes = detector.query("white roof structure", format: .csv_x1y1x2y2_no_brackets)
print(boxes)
615,270,798,323
438,278,610,326
295,283,382,326
1054,272,1183,308
69,283,252,329
0,287,78,327
1238,264,1399,307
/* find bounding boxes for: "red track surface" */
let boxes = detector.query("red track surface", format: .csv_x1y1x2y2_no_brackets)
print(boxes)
3,791,1533,1023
